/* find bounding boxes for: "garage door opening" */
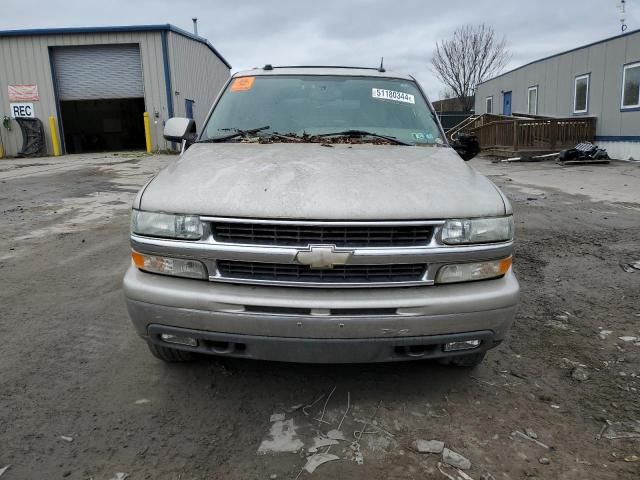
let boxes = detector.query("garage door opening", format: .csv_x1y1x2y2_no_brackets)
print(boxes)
52,44,147,154
60,98,146,153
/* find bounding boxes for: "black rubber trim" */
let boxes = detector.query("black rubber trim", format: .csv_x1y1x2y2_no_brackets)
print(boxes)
146,324,498,364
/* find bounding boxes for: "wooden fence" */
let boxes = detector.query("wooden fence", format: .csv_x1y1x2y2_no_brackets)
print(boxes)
471,116,597,152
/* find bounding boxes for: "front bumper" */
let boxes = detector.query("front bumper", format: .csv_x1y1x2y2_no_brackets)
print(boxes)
146,324,499,363
123,265,519,363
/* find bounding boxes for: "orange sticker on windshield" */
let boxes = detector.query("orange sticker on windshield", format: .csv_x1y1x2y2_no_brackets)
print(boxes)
230,77,255,92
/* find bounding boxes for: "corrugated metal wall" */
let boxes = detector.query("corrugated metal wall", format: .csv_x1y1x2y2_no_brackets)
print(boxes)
167,32,230,134
0,31,170,156
597,140,640,160
475,31,640,140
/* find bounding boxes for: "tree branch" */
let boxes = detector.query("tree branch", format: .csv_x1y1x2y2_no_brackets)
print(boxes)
431,24,509,111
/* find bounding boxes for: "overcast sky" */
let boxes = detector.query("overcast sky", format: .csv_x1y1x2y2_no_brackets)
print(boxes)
1,0,638,99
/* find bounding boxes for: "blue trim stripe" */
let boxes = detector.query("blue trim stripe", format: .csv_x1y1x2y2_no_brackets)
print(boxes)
479,28,640,86
595,136,640,142
0,24,232,69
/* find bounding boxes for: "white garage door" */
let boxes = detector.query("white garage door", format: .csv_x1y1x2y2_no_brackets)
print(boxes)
53,44,144,100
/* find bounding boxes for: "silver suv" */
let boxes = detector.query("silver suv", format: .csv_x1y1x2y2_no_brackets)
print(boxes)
123,66,519,366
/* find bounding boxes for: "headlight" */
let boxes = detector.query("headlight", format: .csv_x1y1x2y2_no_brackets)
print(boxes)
436,257,512,284
131,210,203,240
132,251,208,279
441,216,513,245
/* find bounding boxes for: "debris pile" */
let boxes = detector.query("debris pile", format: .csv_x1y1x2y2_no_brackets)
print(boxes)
256,388,479,477
493,142,612,165
558,142,610,165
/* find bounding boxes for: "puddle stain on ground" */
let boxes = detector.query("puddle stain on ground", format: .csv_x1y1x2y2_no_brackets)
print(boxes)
257,418,304,454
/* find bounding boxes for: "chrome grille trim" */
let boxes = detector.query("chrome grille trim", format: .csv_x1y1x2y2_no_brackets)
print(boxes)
217,260,427,284
200,217,445,227
130,234,513,265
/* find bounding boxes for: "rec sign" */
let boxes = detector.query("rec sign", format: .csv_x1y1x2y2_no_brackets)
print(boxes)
9,103,35,118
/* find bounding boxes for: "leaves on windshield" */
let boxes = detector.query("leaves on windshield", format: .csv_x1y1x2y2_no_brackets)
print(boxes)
244,132,410,146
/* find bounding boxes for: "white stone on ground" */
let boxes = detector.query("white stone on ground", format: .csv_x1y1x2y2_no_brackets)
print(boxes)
413,439,445,454
442,448,472,470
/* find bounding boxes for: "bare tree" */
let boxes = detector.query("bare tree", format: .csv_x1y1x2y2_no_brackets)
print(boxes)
431,24,509,111
440,89,455,100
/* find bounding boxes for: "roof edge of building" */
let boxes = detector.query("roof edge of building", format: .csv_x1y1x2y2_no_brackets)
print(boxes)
478,27,640,87
0,24,231,69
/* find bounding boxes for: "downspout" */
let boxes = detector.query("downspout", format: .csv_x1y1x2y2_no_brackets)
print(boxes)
160,30,175,149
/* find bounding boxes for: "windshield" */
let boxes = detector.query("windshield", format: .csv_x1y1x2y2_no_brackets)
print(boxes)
201,75,445,146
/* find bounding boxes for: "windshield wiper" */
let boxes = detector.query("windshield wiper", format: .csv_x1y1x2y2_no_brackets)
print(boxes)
316,130,414,146
198,126,271,143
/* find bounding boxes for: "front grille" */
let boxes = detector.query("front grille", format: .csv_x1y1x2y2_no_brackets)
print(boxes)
217,260,427,284
212,222,433,247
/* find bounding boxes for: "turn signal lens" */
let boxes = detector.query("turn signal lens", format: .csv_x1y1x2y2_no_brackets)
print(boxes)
436,257,512,284
131,251,207,279
131,251,146,269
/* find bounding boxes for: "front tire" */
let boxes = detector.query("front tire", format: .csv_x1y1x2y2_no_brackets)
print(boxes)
147,341,195,362
437,351,486,367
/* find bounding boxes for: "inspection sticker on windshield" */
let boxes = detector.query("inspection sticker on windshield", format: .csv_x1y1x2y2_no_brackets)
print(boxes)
230,76,255,92
372,88,415,104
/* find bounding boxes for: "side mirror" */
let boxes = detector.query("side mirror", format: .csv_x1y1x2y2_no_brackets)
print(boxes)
451,133,480,161
163,117,196,143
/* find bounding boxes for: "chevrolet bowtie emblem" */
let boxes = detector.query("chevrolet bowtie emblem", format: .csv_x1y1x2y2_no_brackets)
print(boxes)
295,245,354,269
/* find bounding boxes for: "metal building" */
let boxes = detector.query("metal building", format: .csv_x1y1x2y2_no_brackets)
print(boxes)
0,24,231,157
475,28,640,160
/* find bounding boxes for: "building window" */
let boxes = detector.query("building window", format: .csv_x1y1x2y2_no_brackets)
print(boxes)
622,62,640,109
574,74,590,114
527,86,538,115
486,96,493,114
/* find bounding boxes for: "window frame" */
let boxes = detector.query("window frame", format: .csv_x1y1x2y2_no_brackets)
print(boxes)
527,85,538,115
621,61,640,110
573,73,590,114
486,96,493,114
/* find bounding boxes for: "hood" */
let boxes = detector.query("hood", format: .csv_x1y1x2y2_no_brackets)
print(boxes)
139,143,506,220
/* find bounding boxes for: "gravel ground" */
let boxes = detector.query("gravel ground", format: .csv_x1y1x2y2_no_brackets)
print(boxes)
1,152,639,480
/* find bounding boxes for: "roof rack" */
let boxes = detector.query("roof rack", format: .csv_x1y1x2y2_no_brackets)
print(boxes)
262,65,387,71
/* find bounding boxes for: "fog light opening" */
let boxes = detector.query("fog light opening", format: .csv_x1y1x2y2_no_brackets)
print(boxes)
160,333,198,347
443,339,481,352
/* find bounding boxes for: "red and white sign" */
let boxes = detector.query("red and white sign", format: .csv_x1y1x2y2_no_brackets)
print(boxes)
8,85,39,101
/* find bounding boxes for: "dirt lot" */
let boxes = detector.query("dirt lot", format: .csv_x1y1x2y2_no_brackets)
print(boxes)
1,153,639,480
